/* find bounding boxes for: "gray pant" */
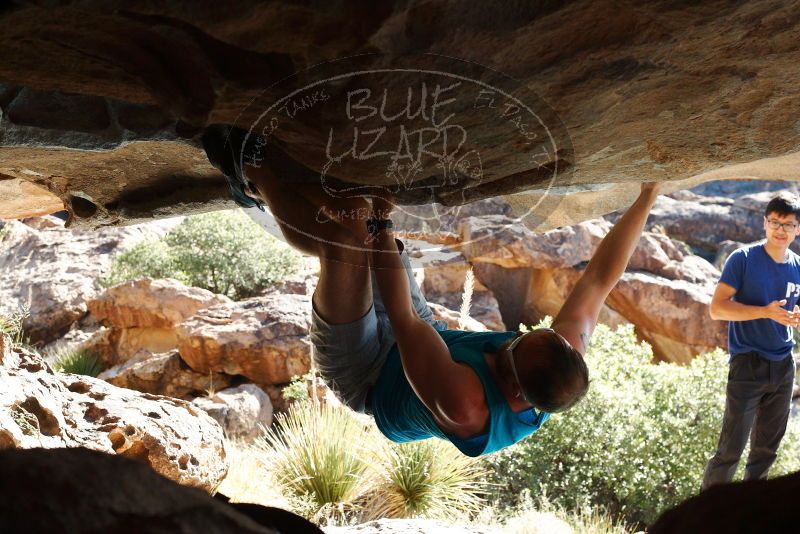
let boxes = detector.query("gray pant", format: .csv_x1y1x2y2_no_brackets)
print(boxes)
701,352,795,489
309,243,446,413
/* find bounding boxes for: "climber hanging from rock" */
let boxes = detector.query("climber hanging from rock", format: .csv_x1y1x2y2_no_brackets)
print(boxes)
202,125,662,457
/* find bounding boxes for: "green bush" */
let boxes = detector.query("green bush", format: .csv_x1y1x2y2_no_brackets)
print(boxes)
102,210,302,299
102,238,178,287
483,321,800,526
52,349,104,377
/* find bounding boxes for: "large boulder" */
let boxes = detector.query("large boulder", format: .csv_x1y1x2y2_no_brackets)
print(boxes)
460,216,611,269
0,220,173,344
460,216,725,362
192,384,274,442
649,471,799,534
88,278,230,328
83,278,231,366
0,337,227,491
98,349,232,400
82,326,182,366
0,447,323,534
529,268,725,363
176,294,312,385
617,189,800,257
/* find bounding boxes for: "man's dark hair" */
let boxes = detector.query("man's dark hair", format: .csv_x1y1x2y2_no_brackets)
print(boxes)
765,193,800,219
520,331,590,413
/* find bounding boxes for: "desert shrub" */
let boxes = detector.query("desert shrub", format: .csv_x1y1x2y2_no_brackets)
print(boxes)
483,321,800,526
101,210,302,299
361,439,487,522
52,349,104,377
281,372,315,404
101,238,178,288
256,401,375,524
0,308,34,351
255,399,489,525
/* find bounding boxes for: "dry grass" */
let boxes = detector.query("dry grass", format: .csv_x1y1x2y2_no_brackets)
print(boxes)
216,440,290,509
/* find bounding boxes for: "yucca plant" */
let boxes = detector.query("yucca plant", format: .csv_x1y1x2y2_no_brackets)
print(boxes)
0,309,29,350
256,400,375,524
361,439,488,522
52,349,104,377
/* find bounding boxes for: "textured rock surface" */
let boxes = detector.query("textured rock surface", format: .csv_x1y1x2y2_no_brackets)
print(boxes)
0,176,63,219
428,302,488,332
527,266,724,363
461,216,611,269
0,219,174,344
98,349,231,399
176,294,312,384
1,2,798,228
0,338,227,490
82,326,181,366
0,447,311,534
624,190,800,257
413,245,506,331
325,519,500,534
88,278,230,328
192,384,273,441
606,272,727,363
461,217,725,362
461,216,720,283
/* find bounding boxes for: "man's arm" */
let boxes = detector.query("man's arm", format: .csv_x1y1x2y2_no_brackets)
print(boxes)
368,196,486,432
709,282,793,326
552,183,660,354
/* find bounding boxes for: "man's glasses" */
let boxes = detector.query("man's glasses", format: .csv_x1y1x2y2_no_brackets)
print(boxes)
766,219,799,232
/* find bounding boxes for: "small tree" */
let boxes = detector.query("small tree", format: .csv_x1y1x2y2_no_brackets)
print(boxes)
102,210,302,299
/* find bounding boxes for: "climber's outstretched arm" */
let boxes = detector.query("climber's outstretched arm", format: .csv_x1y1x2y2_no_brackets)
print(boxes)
552,183,661,353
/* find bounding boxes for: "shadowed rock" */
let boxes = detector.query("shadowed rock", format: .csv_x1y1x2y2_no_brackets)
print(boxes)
0,1,797,228
0,447,323,534
649,472,800,534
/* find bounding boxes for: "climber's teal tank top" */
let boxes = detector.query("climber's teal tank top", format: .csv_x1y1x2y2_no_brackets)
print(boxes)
369,329,550,457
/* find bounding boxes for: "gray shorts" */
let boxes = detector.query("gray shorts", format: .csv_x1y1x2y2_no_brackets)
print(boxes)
309,245,447,413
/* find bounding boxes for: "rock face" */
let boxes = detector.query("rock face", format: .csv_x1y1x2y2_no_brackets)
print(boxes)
176,294,313,384
88,278,230,329
0,219,174,344
98,349,232,400
325,519,500,534
0,447,325,534
1,2,798,229
84,278,231,366
412,243,506,331
192,384,274,442
0,338,227,491
428,302,488,333
649,470,799,534
460,217,726,362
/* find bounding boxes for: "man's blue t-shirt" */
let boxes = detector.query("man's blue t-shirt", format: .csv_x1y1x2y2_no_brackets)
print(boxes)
720,243,800,361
